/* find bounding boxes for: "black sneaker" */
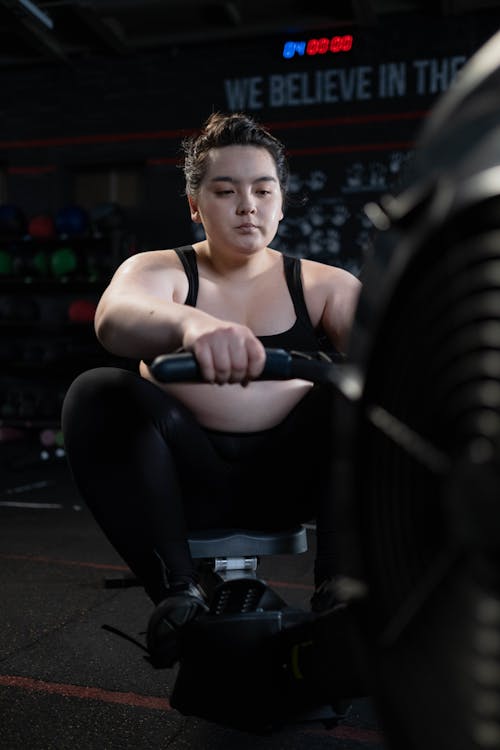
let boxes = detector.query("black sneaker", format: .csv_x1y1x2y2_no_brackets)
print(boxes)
147,582,208,668
311,575,368,613
310,578,343,613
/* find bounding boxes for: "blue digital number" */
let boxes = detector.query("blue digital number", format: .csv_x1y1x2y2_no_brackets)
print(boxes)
283,41,306,58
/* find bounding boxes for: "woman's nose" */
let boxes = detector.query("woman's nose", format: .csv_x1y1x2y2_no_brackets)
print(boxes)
236,194,256,214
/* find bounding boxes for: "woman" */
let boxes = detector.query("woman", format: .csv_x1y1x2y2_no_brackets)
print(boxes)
61,111,361,666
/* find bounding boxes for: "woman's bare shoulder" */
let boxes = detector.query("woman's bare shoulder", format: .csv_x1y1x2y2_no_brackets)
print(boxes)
116,247,183,275
103,248,189,301
300,256,361,290
107,249,188,284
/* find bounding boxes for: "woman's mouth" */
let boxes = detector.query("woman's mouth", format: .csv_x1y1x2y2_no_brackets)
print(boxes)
236,223,257,231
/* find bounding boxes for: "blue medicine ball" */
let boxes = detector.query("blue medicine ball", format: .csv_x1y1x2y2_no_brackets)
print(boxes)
0,204,27,238
90,202,124,234
55,204,90,237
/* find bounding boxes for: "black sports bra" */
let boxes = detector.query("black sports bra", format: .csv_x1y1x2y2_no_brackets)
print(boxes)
174,245,334,354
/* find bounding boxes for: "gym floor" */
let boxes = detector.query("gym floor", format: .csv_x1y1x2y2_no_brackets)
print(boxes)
0,434,387,750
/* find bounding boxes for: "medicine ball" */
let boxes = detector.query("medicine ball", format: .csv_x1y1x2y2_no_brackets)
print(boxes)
32,249,50,276
0,204,27,238
55,204,90,237
0,249,13,275
50,246,78,277
90,202,124,234
68,298,97,323
28,214,56,240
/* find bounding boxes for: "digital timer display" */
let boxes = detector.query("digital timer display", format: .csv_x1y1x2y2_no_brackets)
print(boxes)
283,35,353,59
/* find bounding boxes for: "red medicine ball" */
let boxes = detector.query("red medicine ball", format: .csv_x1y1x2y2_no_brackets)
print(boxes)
68,299,97,323
28,214,56,239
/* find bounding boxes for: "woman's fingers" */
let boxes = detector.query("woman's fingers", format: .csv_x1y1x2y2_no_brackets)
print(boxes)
191,326,265,384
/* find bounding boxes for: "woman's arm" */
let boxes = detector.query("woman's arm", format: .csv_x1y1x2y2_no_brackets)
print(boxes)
94,250,265,383
301,259,362,354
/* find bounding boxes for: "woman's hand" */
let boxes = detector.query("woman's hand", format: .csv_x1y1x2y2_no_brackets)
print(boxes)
182,321,265,385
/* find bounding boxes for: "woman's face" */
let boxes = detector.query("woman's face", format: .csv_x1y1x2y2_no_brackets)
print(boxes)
188,145,284,255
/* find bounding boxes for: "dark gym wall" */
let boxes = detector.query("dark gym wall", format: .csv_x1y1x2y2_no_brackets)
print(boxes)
0,10,498,272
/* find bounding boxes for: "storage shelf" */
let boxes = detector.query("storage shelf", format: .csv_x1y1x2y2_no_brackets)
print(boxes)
0,232,126,428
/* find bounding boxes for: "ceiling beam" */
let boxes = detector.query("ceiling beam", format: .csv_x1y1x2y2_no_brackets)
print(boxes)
0,0,70,62
70,1,131,55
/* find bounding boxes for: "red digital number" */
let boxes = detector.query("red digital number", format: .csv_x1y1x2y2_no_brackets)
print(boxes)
306,35,353,56
306,38,318,55
317,37,330,54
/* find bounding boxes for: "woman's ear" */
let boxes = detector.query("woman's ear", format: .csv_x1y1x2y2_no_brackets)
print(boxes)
279,195,285,222
188,195,201,223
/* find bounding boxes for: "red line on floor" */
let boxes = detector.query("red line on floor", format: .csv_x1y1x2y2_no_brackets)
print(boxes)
0,674,383,742
0,553,128,571
268,578,314,591
0,554,314,589
309,724,383,742
0,674,171,711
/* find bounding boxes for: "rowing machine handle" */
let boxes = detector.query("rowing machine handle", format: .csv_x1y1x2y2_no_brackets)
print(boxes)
149,348,293,383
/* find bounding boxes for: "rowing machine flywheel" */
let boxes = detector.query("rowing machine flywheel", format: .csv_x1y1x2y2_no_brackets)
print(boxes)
335,29,500,750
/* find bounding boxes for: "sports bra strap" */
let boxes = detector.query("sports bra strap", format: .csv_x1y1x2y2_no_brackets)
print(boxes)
282,255,311,326
174,248,311,329
174,246,198,307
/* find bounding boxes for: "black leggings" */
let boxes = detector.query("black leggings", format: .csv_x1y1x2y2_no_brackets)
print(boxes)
61,367,337,603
